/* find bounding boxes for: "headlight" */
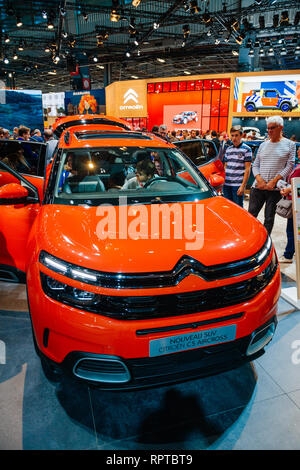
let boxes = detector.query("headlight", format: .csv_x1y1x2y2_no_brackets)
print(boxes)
39,250,98,285
41,272,99,308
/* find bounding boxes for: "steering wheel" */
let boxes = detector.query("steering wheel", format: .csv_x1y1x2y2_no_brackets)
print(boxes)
143,175,191,189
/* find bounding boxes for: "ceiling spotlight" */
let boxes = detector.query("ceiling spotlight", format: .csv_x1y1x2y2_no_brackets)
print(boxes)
181,40,186,47
42,10,47,19
16,16,23,27
129,24,137,35
203,12,212,24
280,11,289,25
134,39,139,46
131,75,139,79
153,22,159,29
215,39,220,45
137,49,141,56
110,9,120,22
62,31,68,38
44,46,50,53
3,57,9,64
82,11,88,21
13,51,18,60
53,54,60,63
60,7,66,16
295,45,300,55
249,48,254,56
259,47,265,56
267,47,274,56
18,41,24,51
126,51,131,57
232,50,239,56
280,47,287,55
93,56,98,62
184,70,191,75
132,0,141,6
189,1,200,14
47,19,54,29
4,34,10,43
157,57,165,63
182,24,190,38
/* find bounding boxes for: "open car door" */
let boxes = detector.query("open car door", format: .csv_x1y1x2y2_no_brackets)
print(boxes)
0,140,45,282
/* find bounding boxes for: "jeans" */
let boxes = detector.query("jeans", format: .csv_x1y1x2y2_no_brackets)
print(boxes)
223,184,244,207
248,188,281,235
284,216,294,259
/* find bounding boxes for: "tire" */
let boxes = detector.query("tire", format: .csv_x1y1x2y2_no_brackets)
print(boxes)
280,102,291,112
245,103,256,112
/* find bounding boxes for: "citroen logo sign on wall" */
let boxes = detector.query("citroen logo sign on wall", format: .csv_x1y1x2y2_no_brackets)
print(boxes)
120,87,143,110
123,88,138,104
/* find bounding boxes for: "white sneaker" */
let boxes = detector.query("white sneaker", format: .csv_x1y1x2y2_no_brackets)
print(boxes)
278,256,293,263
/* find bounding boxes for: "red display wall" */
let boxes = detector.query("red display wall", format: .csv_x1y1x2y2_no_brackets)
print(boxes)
147,78,230,134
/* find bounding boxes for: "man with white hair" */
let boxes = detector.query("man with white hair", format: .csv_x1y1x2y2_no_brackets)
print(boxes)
248,115,295,234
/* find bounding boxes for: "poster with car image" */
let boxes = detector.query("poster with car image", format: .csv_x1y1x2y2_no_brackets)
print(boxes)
163,104,202,131
233,74,300,113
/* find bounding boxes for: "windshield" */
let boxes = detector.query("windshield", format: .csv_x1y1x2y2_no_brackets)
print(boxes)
52,146,212,205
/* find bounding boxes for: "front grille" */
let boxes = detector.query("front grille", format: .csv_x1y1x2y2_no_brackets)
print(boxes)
41,255,277,320
95,260,277,320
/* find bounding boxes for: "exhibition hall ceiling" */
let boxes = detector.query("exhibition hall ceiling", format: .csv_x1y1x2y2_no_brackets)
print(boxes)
0,0,299,92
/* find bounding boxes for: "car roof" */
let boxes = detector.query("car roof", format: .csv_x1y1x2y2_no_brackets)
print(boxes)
52,114,132,138
59,125,173,150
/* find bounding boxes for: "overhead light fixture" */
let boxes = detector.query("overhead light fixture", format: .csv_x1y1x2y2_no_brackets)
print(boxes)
181,40,186,47
53,54,60,64
13,51,18,60
110,9,120,22
157,57,165,63
4,34,10,43
60,7,66,17
132,0,141,6
203,12,212,24
295,45,300,55
267,47,274,56
96,65,104,69
259,47,265,56
153,22,159,29
183,70,191,75
207,30,211,36
232,49,239,56
42,10,47,19
280,11,289,25
16,16,23,27
134,39,139,46
182,24,190,38
131,75,139,79
3,57,9,64
82,11,88,21
44,46,50,53
189,1,200,14
249,48,254,56
18,41,24,51
47,19,54,29
125,51,131,57
62,31,68,38
280,47,287,55
92,56,98,62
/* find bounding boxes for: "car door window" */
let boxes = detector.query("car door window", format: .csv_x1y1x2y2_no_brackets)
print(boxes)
0,140,46,177
202,141,217,160
176,141,207,166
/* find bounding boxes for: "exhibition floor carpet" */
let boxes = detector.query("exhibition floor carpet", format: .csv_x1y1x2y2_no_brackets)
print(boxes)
1,204,300,450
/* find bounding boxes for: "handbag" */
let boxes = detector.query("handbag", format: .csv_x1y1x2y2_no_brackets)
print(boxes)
276,197,293,219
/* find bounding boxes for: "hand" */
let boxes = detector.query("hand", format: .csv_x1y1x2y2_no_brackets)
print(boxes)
237,185,245,196
256,178,267,190
265,180,276,191
280,187,291,197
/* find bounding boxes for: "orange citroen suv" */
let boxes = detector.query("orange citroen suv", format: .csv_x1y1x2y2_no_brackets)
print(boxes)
0,116,280,390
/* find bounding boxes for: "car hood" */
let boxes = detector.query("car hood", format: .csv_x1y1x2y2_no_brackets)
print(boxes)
38,198,267,273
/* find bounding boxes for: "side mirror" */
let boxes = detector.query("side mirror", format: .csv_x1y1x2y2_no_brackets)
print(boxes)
210,174,225,188
0,183,29,203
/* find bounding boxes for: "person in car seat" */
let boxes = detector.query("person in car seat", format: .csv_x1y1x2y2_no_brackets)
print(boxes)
122,159,156,190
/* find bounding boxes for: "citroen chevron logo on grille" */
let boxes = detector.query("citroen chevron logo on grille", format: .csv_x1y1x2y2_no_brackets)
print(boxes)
123,88,138,104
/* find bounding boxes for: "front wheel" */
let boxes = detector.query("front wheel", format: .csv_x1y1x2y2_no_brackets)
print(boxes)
280,102,291,112
245,103,256,112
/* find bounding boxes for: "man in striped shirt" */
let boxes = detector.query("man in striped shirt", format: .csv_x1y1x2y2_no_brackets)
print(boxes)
223,125,252,207
248,115,295,234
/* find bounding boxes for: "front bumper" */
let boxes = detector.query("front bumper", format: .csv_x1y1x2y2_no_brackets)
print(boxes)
39,316,277,390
